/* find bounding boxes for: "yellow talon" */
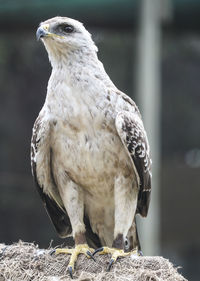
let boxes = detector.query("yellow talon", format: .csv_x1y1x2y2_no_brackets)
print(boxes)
93,246,139,271
54,244,95,277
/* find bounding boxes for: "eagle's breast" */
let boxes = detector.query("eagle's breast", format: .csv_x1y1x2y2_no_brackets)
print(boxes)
49,102,133,194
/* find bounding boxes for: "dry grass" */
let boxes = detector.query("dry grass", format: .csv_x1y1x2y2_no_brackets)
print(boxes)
0,241,187,281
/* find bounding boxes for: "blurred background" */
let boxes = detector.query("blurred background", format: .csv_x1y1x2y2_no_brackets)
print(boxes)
0,0,200,280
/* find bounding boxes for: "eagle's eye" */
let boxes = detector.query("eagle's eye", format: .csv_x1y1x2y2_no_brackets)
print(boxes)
61,24,74,34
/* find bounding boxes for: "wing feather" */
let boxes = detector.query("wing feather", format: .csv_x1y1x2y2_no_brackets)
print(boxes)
115,110,152,217
31,113,72,237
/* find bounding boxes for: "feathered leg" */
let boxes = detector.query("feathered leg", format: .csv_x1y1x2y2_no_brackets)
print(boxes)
93,175,140,270
53,180,95,278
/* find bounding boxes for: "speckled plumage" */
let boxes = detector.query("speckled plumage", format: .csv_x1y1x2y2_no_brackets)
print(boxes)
31,17,152,250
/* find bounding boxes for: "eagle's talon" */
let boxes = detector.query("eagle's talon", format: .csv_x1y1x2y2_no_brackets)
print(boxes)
54,244,94,276
107,258,115,271
93,246,139,270
138,250,143,256
49,249,56,256
68,266,73,279
92,247,104,256
86,250,96,261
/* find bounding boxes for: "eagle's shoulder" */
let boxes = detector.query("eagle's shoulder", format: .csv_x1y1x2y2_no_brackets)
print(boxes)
115,109,152,217
114,89,142,117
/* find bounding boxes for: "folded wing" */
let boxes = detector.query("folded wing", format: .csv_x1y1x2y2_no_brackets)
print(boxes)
31,113,72,237
115,111,152,217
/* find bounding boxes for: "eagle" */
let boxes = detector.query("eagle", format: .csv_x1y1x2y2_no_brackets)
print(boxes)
31,16,152,277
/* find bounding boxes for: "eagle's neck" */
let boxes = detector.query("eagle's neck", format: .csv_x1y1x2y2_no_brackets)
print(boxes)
45,48,116,118
48,47,115,93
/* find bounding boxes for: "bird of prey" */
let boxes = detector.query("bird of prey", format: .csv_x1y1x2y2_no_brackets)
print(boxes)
31,16,152,277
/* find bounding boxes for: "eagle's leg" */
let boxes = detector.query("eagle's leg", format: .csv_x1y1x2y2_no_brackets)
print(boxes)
54,182,95,277
93,175,140,270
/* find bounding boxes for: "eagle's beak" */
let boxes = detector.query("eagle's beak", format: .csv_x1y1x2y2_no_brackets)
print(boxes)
36,24,50,41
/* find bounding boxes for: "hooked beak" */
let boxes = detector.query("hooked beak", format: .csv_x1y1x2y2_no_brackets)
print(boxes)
36,24,50,41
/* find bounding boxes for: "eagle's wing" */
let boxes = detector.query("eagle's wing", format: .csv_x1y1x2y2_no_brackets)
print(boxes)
31,113,72,237
115,110,152,217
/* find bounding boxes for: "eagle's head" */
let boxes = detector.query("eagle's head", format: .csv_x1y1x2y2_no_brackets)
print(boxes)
36,17,98,64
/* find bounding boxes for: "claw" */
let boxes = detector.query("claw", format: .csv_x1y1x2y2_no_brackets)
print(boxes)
49,249,56,256
86,250,96,261
68,266,73,279
107,258,114,271
92,247,104,256
138,250,143,256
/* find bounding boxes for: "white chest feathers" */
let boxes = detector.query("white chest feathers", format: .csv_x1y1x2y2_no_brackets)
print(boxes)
50,106,132,190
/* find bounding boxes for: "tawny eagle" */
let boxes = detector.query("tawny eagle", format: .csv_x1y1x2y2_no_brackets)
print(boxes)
31,16,152,277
